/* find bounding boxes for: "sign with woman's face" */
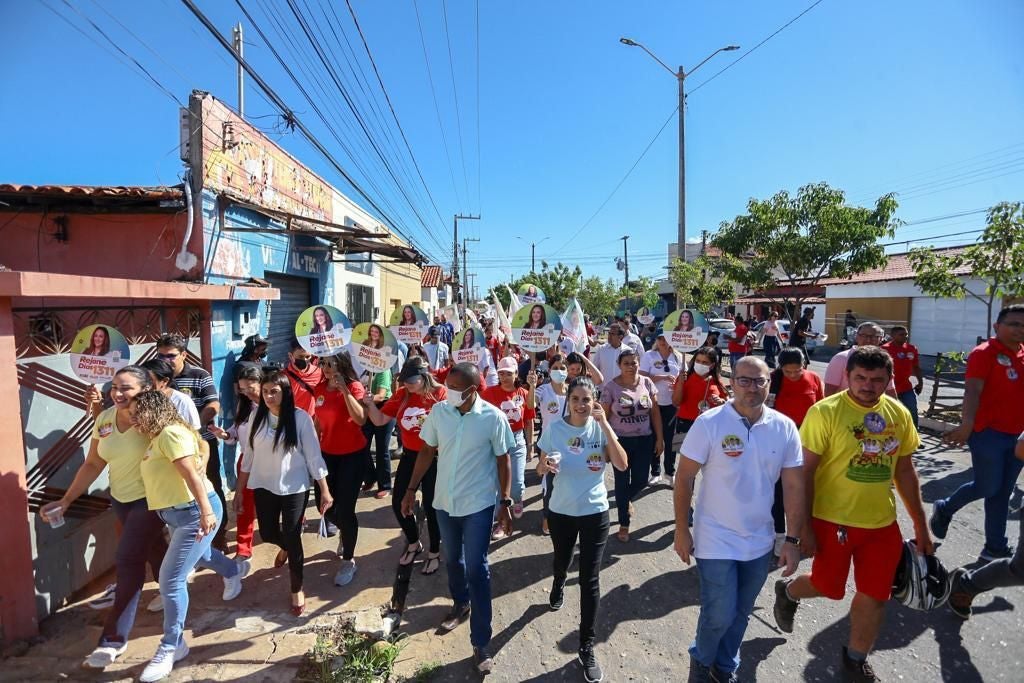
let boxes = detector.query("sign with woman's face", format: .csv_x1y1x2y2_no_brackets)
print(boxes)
636,306,655,326
510,304,562,352
388,304,429,346
295,305,352,357
662,308,708,352
454,324,484,364
70,324,131,381
517,283,546,304
349,322,399,375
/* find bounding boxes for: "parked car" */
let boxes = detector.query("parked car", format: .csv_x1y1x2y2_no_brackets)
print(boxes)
751,320,792,348
707,318,735,351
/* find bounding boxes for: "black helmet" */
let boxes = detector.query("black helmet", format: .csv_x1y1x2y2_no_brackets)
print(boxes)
892,539,950,611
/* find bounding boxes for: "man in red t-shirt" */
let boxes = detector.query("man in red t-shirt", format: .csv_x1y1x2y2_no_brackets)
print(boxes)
286,338,325,416
932,304,1024,561
728,315,750,372
881,325,924,429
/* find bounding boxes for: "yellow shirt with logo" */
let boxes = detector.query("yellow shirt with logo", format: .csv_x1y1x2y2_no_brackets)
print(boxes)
140,423,209,510
800,392,920,529
93,407,149,503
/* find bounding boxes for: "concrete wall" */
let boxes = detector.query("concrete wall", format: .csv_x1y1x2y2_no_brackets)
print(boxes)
379,261,425,322
825,297,912,341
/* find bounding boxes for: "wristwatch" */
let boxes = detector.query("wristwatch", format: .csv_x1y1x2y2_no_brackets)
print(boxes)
784,535,801,547
500,497,514,508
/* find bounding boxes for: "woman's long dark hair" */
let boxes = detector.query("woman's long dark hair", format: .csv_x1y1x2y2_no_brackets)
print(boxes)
235,365,263,427
321,352,359,383
249,371,299,452
688,345,724,384
313,306,334,332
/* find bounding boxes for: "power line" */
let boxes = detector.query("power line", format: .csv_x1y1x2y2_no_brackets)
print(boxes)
686,0,827,96
440,0,473,210
475,0,482,212
413,0,464,211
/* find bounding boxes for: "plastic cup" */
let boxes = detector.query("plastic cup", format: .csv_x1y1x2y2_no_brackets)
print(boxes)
547,451,562,473
111,350,121,362
43,502,65,529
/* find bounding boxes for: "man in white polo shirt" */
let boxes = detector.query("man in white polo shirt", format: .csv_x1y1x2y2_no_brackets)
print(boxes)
673,356,805,683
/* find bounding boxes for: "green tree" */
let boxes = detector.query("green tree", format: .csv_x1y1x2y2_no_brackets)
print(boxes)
577,275,621,320
667,254,738,313
492,261,583,312
712,182,900,316
621,275,660,312
909,201,1024,334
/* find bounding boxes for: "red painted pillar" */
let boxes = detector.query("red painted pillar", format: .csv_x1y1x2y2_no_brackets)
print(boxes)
0,296,40,641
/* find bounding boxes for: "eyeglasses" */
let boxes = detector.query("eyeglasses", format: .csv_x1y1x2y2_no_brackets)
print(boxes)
734,376,769,388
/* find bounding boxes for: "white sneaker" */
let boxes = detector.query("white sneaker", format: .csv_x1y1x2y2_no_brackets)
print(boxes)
334,559,357,586
222,558,251,601
87,583,117,610
81,642,127,669
648,475,661,486
146,594,163,612
139,641,189,682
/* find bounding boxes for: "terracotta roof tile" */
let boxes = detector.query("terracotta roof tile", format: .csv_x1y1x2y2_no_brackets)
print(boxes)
819,247,971,286
420,265,444,288
0,183,184,201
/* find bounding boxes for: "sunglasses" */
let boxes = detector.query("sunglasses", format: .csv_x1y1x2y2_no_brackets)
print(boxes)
157,352,180,360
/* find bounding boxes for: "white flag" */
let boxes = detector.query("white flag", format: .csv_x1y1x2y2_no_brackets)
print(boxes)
442,304,462,333
505,284,523,318
560,298,588,353
492,291,511,343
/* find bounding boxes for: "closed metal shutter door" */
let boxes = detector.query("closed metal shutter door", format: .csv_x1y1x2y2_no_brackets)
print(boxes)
264,272,312,365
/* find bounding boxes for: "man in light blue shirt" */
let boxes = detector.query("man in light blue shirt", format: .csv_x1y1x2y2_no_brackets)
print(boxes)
401,362,514,674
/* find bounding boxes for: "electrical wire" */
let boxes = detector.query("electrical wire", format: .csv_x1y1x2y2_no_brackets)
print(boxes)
475,0,482,213
440,0,472,209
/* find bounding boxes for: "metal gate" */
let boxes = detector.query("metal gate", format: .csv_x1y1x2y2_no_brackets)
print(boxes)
264,272,313,365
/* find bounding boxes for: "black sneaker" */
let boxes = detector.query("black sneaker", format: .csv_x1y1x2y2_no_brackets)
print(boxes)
710,666,738,683
929,502,950,540
773,579,798,633
578,646,603,682
473,646,493,674
841,646,879,682
979,545,1014,562
687,659,714,682
947,567,974,620
439,602,471,632
549,580,565,611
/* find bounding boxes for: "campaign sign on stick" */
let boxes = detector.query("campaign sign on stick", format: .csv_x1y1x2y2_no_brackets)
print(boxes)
389,304,429,346
295,305,352,357
662,308,708,353
511,303,562,353
636,306,655,326
70,324,131,382
453,324,484,364
349,323,399,376
518,283,546,304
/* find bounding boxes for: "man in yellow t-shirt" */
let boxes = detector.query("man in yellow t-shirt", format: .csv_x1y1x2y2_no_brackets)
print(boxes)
771,346,933,682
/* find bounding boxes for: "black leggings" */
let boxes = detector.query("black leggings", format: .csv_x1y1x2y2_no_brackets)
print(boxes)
392,449,440,553
324,450,366,561
253,488,309,593
205,438,228,548
549,510,610,650
102,498,167,645
613,434,654,527
651,404,678,476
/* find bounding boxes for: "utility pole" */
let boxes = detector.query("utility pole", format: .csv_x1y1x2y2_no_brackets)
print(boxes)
233,23,244,116
452,214,480,305
701,229,708,256
467,273,478,302
677,65,684,260
621,235,630,288
462,237,479,301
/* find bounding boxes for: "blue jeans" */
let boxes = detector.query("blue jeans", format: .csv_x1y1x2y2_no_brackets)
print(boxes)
496,431,527,510
436,506,494,648
614,434,654,527
898,389,919,430
156,492,239,650
940,429,1024,552
689,551,773,673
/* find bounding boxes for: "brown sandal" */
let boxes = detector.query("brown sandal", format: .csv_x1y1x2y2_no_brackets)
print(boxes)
421,553,441,575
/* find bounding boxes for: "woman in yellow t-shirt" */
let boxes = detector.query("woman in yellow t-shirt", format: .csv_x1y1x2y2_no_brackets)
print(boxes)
129,390,250,683
40,366,164,671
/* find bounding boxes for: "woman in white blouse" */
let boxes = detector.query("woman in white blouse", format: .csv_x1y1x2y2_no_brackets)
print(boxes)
235,371,332,616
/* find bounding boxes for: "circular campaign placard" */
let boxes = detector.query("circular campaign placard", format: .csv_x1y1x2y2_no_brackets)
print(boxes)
636,306,655,326
389,304,429,346
295,305,352,357
662,308,708,353
349,323,399,375
70,324,131,382
453,324,485,365
518,283,546,304
511,303,562,353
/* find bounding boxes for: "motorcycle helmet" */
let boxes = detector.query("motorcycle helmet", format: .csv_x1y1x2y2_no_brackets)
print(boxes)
892,539,951,611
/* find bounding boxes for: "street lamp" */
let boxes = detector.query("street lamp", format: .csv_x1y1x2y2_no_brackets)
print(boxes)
516,236,551,273
619,38,739,263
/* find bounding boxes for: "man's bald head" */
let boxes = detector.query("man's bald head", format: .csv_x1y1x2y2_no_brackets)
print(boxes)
734,356,769,377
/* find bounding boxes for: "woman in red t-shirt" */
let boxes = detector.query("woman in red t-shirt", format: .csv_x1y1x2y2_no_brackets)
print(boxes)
314,353,367,587
728,314,751,372
672,346,729,437
363,357,447,575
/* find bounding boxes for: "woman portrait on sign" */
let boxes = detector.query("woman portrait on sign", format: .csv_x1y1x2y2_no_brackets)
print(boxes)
460,328,478,350
400,306,417,326
526,305,548,330
674,310,695,332
85,326,112,356
366,324,386,350
312,307,334,334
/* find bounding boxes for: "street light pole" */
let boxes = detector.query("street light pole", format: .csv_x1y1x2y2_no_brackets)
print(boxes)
516,236,550,273
619,39,739,262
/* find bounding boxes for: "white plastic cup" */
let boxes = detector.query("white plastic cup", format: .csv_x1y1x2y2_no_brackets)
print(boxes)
111,350,121,362
43,502,65,529
547,451,562,474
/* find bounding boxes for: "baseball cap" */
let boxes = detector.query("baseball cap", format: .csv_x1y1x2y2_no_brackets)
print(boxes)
497,357,518,373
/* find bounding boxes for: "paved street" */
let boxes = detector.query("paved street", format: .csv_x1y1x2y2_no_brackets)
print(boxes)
4,431,1022,682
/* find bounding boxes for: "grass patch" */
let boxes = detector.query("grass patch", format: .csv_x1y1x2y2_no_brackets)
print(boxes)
410,661,443,682
297,616,405,683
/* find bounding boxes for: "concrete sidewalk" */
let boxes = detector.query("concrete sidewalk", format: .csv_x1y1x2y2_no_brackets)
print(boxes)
5,433,1021,682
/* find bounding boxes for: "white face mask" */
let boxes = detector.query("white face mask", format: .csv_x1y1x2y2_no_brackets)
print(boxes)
549,369,568,384
445,385,472,408
693,362,712,377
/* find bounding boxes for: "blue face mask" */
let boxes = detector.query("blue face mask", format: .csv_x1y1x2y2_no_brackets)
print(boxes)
549,369,568,384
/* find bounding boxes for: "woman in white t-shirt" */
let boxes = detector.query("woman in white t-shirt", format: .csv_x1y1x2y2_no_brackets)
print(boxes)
761,311,782,368
537,376,628,683
534,354,569,535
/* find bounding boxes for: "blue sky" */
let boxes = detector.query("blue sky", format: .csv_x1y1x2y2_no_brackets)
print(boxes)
2,1,1022,295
